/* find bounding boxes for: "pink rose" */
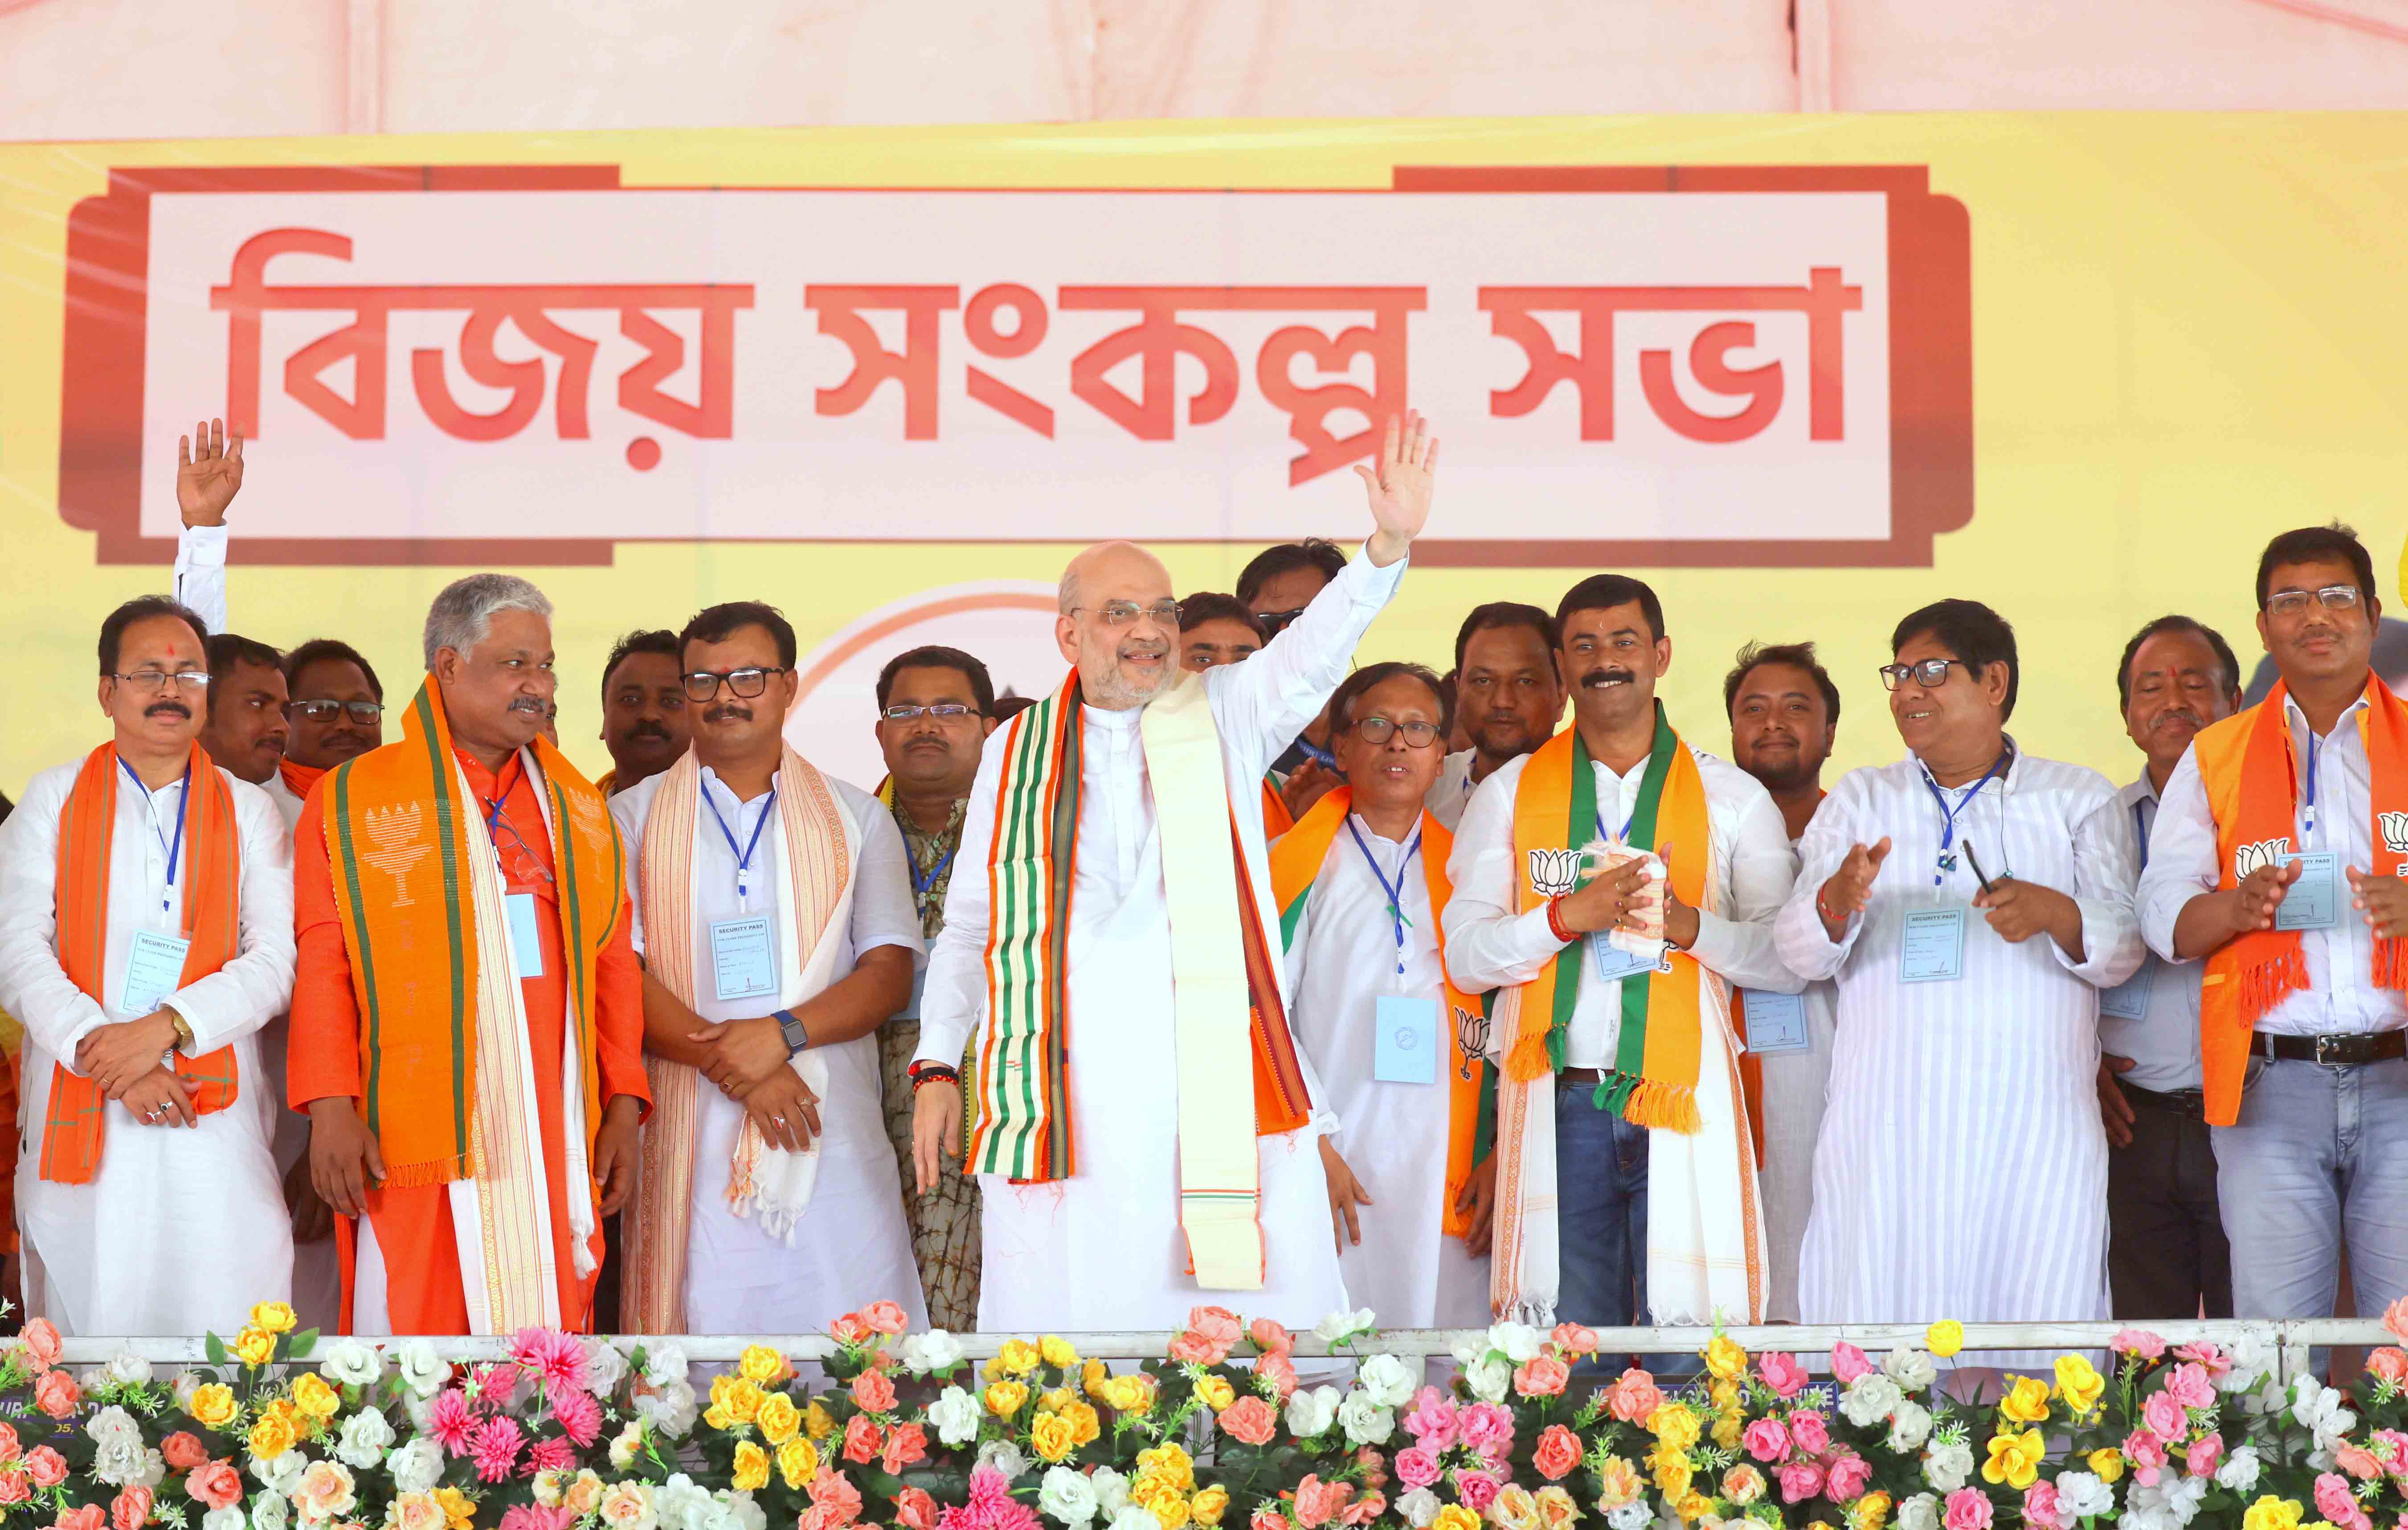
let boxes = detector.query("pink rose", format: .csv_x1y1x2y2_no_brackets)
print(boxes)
1788,1410,1831,1458
1550,1324,1599,1358
1514,1356,1570,1399
2319,1472,2374,1530
1339,1492,1385,1528
2125,1430,2169,1488
2384,1297,2408,1345
860,1301,909,1336
157,1435,206,1473
1402,1389,1459,1450
851,1368,897,1414
1459,1403,1515,1466
1826,1455,1872,1503
2172,1342,2232,1381
1759,1352,1809,1399
1394,1448,1441,1491
0,1473,29,1507
892,1489,939,1530
21,1320,61,1370
829,1314,871,1346
1829,1342,1872,1384
0,1424,19,1467
1452,1470,1500,1517
2335,1444,2383,1482
1778,1460,1826,1505
1355,1447,1387,1490
1221,1397,1279,1448
1169,1332,1231,1367
2141,1391,2187,1444
2186,1434,2224,1480
1252,1510,1287,1530
842,1415,882,1465
2022,1482,2066,1530
1534,1425,1582,1482
2371,1349,2408,1387
2164,1362,2215,1410
2371,1431,2408,1479
1254,1353,1300,1401
2111,1329,2167,1360
800,1508,850,1530
1942,1489,1995,1530
1185,1307,1243,1357
111,1486,152,1530
881,1423,927,1475
1293,1474,1355,1530
1742,1418,1791,1464
186,1462,243,1513
57,1505,105,1530
807,1468,863,1519
27,1449,67,1490
34,1370,80,1419
1606,1369,1663,1426
1250,1319,1295,1357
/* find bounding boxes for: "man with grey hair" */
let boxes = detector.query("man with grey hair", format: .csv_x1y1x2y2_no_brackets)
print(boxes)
287,572,651,1334
911,412,1437,1330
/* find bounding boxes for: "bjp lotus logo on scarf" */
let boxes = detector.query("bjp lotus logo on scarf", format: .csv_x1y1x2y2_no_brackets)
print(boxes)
2233,837,2290,882
1527,848,1582,898
2382,812,2408,862
1452,1002,1490,1079
363,804,432,907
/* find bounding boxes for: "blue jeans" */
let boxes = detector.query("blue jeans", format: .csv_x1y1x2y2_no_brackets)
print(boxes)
1557,1083,1650,1336
2212,1055,2408,1323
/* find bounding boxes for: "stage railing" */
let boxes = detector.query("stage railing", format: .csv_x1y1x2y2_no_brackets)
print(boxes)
53,1318,2398,1381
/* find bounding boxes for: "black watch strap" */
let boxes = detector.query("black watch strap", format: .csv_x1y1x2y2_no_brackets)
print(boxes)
776,1008,810,1055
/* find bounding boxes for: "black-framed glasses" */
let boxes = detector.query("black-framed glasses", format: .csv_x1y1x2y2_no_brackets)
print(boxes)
1353,716,1443,748
1879,658,1970,691
1071,600,1181,630
883,703,981,723
110,669,209,695
683,666,788,702
1257,608,1307,636
284,699,384,724
2266,585,2363,618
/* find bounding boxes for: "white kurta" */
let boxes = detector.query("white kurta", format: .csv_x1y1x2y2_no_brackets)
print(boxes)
258,769,339,1332
1775,748,2142,1353
615,763,929,1335
1755,831,1839,1324
917,545,1405,1331
1425,749,1480,831
1280,816,1491,1329
0,754,296,1335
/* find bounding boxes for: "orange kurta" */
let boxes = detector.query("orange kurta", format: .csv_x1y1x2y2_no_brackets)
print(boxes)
288,749,648,1334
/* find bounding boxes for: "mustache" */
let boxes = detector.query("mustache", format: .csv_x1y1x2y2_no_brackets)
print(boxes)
506,696,547,716
144,701,191,720
1580,668,1635,690
2152,708,2207,730
705,704,753,724
1119,642,1169,661
627,722,674,742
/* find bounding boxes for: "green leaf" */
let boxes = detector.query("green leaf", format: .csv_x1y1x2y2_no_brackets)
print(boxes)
204,1333,228,1367
288,1328,321,1359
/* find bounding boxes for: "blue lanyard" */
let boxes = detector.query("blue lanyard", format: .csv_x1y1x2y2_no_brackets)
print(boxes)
1345,819,1420,976
2302,732,2321,836
120,757,191,914
703,784,777,899
1296,736,1340,771
2132,799,2152,873
1920,752,2009,888
912,844,958,902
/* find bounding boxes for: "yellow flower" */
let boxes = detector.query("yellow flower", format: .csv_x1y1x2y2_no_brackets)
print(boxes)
1030,1412,1079,1464
1039,1387,1079,1415
1926,1321,1963,1359
732,1442,770,1493
702,1406,737,1433
804,1401,837,1441
776,1440,820,1490
1712,1410,1743,1451
248,1411,296,1460
1853,1492,1893,1530
1652,1454,1694,1503
1676,1493,1714,1524
1704,1335,1749,1382
1152,1497,1192,1530
708,1375,765,1425
1709,1380,1740,1412
2243,1499,2305,1530
1195,1375,1236,1411
997,1340,1042,1375
188,1383,238,1430
2089,1449,2126,1485
1062,1401,1103,1446
1137,1443,1196,1492
1099,1375,1156,1415
739,1345,785,1384
986,1381,1030,1418
233,1327,277,1367
290,1374,341,1420
1082,1358,1109,1394
756,1393,801,1447
1193,1487,1230,1528
1648,1404,1701,1453
1999,1375,2051,1425
1983,1430,2045,1491
1433,1510,1481,1530
435,1488,474,1530
1042,1336,1080,1369
249,1302,298,1335
2054,1355,2106,1416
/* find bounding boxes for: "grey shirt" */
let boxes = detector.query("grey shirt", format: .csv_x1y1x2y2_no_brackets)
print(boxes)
2102,772,2204,1092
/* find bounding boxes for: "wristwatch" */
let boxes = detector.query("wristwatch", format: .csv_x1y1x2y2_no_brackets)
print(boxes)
167,1009,195,1054
775,1008,810,1056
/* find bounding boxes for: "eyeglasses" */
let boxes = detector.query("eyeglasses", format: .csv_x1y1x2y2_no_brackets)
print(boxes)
1257,608,1306,636
1878,658,1971,691
883,703,981,723
1072,601,1182,630
1353,716,1443,748
2266,585,2363,617
284,699,384,724
110,670,210,695
683,667,788,702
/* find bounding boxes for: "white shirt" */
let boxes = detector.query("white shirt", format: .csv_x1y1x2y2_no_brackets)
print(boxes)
1442,739,1803,1068
174,523,229,637
1425,749,1480,831
2138,692,2404,1036
2103,773,2206,1090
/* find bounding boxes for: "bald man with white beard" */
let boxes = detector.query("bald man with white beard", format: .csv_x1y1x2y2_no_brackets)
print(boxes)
911,414,1437,1330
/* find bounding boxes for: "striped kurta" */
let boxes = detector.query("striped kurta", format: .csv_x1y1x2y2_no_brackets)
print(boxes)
1774,749,2142,1361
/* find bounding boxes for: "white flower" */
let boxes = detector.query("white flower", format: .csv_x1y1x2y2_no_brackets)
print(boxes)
1337,1391,1393,1446
386,1438,444,1496
172,1370,206,1408
87,1406,143,1451
978,1440,1031,1482
334,1408,394,1470
1923,1438,1974,1493
396,1340,447,1398
135,1449,166,1491
1887,1400,1934,1453
2164,1475,2207,1526
1040,1465,1100,1526
205,1509,248,1530
91,1437,150,1489
642,1343,691,1391
251,1491,291,1530
1106,1508,1161,1530
634,1379,698,1439
1486,1323,1544,1364
2293,1379,2356,1454
1315,1308,1376,1346
2222,1335,2274,1394
1464,1357,1513,1403
1840,1374,1903,1428
1882,1347,1937,1391
581,1339,629,1395
928,1386,982,1448
1606,1503,1653,1530
610,1421,647,1471
1285,1384,1341,1438
1448,1334,1488,1370
2056,1472,2114,1520
1395,1489,1441,1529
691,1496,739,1530
319,1339,383,1389
1090,1468,1132,1517
654,1474,709,1530
1356,1352,1419,1408
2216,1445,2262,1493
599,1481,658,1530
1897,1494,1940,1530
723,1491,766,1530
252,1452,307,1496
82,1366,112,1393
901,1331,968,1374
107,1350,155,1386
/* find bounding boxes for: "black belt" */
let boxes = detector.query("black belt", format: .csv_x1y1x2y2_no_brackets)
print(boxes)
2120,1083,2208,1120
1559,1067,1608,1085
2250,1030,2408,1066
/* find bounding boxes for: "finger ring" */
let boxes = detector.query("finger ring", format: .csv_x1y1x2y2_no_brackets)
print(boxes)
773,1116,786,1126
